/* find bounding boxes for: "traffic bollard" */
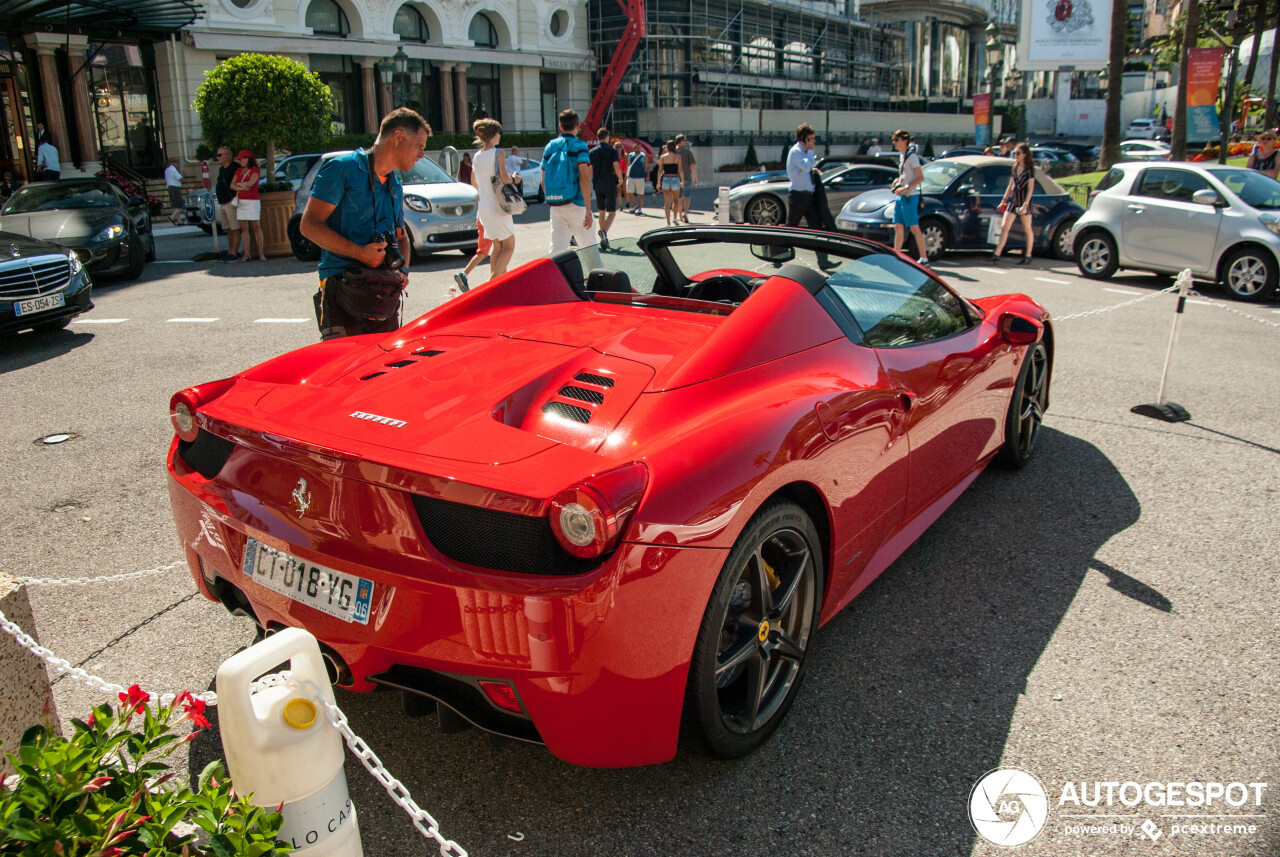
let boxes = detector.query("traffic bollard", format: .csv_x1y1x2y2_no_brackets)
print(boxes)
1131,268,1192,423
718,186,730,224
216,628,362,855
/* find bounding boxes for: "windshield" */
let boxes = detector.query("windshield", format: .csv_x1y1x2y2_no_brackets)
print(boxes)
921,161,967,193
3,183,120,213
1207,168,1280,210
395,157,456,185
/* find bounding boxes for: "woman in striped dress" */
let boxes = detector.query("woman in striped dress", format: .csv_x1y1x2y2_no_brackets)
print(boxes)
990,143,1036,265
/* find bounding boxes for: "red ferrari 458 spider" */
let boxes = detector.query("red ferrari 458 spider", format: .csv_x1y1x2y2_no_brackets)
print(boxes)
167,226,1052,767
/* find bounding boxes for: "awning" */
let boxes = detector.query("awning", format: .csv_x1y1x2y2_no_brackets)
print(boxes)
0,0,202,33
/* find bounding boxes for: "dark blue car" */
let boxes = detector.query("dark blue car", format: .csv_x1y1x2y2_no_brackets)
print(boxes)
834,156,1084,260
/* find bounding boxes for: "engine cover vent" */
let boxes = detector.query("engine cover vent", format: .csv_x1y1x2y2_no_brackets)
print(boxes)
557,384,605,404
386,360,416,368
412,349,444,357
574,372,614,388
541,401,591,423
360,371,387,380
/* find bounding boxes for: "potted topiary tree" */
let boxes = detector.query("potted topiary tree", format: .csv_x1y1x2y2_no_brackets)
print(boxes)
194,54,332,257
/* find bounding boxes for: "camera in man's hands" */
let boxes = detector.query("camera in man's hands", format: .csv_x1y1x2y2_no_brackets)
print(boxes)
373,230,406,271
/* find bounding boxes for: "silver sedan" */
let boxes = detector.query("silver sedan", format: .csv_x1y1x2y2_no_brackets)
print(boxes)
716,164,899,226
1072,162,1280,301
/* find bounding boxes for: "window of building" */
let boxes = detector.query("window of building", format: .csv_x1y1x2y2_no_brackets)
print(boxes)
469,13,498,48
306,0,350,37
467,63,501,122
309,54,360,133
88,43,164,172
540,72,557,130
394,5,429,41
550,9,568,38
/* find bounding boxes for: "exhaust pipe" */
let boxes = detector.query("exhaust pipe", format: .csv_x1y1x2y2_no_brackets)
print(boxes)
319,647,352,687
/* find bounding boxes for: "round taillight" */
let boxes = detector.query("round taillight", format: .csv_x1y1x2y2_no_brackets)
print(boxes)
170,393,200,442
550,485,611,558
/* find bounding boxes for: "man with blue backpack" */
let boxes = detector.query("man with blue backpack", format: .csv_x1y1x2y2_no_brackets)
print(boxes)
542,108,595,255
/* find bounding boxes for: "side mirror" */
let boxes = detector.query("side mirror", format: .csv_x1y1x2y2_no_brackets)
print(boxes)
999,312,1043,346
1191,188,1222,207
956,184,974,195
751,244,795,263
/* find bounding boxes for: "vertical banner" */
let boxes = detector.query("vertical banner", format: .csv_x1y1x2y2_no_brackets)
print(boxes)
974,93,992,146
1186,47,1224,142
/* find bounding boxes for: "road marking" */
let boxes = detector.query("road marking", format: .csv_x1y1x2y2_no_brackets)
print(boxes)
71,318,128,324
1187,299,1214,306
166,317,219,323
151,260,198,264
254,318,310,324
977,267,1007,275
1035,276,1070,284
1272,310,1280,315
1103,288,1141,295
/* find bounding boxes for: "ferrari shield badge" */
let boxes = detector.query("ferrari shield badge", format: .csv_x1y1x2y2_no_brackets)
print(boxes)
291,478,312,518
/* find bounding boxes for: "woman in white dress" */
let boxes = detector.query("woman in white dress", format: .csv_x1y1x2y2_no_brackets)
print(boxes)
470,119,516,278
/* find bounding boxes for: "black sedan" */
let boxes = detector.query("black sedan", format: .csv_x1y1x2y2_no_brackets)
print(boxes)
0,179,154,279
0,230,93,336
834,156,1084,260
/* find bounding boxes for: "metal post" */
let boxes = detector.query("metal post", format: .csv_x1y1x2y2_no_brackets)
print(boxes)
1131,268,1192,422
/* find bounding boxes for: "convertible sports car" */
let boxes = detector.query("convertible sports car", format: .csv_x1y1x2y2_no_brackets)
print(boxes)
167,226,1053,767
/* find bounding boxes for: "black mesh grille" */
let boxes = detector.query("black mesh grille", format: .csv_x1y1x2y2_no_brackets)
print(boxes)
177,430,236,479
541,401,591,423
367,665,543,743
411,495,602,576
557,385,605,404
574,372,614,388
360,371,386,380
385,360,416,368
412,349,444,357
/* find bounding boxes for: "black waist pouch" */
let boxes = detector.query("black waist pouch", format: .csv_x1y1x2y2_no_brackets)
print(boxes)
332,266,403,321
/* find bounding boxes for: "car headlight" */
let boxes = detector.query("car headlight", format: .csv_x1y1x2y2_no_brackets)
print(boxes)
1261,213,1280,236
882,203,896,218
67,251,82,276
404,194,432,213
92,224,124,243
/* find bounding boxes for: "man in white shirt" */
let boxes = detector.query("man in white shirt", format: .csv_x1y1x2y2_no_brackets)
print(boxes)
36,135,60,181
505,147,524,194
164,158,185,224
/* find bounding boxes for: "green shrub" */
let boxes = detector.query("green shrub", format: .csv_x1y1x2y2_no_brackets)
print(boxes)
0,686,289,856
194,54,333,178
922,136,935,158
744,140,759,167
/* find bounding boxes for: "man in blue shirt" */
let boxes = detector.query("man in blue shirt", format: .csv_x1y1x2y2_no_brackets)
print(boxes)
543,108,594,255
301,108,429,339
785,124,823,230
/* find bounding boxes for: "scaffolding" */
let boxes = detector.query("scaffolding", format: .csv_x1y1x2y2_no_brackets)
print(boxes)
588,0,907,138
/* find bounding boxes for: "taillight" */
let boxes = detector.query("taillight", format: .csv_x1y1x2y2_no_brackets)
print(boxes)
549,463,648,559
169,378,235,442
478,680,524,714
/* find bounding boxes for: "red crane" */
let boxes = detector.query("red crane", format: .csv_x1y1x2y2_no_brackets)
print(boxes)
582,0,646,142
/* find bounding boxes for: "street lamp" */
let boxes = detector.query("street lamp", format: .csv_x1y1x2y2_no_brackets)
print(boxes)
393,46,408,76
377,59,395,87
985,22,1004,144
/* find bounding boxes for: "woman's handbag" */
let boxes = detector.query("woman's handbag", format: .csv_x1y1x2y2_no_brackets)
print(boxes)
492,175,527,215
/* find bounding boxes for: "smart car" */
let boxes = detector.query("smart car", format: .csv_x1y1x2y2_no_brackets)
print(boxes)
166,225,1053,767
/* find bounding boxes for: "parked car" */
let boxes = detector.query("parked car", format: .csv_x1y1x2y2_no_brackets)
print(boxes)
1117,140,1171,162
1125,118,1162,140
509,157,544,202
940,146,989,158
165,224,1053,766
835,156,1083,260
1030,147,1080,177
729,156,901,188
718,163,899,225
288,151,478,262
0,230,93,336
0,179,154,279
1072,162,1280,301
1031,140,1101,163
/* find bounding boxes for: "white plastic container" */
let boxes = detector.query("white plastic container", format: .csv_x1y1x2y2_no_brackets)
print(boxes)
216,628,362,856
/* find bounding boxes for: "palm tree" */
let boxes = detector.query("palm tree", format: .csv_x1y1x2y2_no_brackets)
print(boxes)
1265,0,1280,128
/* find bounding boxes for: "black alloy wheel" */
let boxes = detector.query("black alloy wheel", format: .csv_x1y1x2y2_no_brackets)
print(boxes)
684,500,822,758
995,341,1050,469
288,216,321,262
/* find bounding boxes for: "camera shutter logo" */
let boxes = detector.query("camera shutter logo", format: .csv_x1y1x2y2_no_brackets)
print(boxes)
969,768,1049,847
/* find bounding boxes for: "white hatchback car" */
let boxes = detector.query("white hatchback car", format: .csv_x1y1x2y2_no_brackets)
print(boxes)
1118,140,1171,162
1072,162,1280,301
1125,118,1161,140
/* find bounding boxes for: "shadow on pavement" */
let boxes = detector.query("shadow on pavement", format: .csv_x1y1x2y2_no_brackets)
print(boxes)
0,328,95,374
189,428,1145,857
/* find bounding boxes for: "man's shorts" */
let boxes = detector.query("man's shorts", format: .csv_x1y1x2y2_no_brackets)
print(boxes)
168,187,184,209
893,194,920,228
219,203,237,232
626,177,645,196
595,189,618,212
681,180,693,199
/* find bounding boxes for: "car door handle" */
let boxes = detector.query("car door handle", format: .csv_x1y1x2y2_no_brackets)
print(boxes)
1127,205,1144,213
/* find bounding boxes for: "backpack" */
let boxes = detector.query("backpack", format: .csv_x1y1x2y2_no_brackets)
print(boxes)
542,136,581,206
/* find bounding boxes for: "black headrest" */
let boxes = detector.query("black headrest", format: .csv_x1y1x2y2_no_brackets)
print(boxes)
551,249,585,298
585,268,632,293
773,263,828,295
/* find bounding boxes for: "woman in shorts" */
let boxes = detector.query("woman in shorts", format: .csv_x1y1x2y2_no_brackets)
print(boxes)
232,150,265,262
658,140,683,226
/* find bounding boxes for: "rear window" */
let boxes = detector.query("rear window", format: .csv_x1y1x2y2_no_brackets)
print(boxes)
1094,168,1125,193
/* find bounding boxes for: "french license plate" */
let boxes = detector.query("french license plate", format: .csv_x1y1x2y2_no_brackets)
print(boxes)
242,537,374,624
442,221,471,232
15,294,65,316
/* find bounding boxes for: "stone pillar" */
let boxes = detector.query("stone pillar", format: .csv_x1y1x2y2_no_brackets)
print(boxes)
34,47,72,170
362,64,379,134
378,76,393,117
66,41,99,173
437,63,455,133
0,573,59,776
453,64,470,136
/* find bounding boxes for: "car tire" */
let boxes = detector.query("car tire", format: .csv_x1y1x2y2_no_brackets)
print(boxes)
535,186,544,205
1075,229,1118,280
994,341,1050,470
124,237,145,280
31,316,72,334
144,233,157,263
745,195,785,226
919,217,949,260
197,222,213,235
1050,220,1076,261
1219,245,1278,302
682,499,823,759
288,216,321,262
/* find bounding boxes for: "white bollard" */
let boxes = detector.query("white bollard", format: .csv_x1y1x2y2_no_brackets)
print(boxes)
718,186,731,224
216,628,362,855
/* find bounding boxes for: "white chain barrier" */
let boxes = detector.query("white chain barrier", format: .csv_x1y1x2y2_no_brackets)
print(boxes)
1188,290,1280,329
1,573,466,856
1053,281,1180,321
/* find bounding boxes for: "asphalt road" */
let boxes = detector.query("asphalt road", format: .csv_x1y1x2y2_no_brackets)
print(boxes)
2,190,1278,857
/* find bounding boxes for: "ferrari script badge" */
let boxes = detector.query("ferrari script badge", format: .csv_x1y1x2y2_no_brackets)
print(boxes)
349,410,407,428
292,478,312,518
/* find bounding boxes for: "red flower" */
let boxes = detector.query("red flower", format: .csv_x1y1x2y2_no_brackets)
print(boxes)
176,691,211,730
82,776,112,792
118,685,150,716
